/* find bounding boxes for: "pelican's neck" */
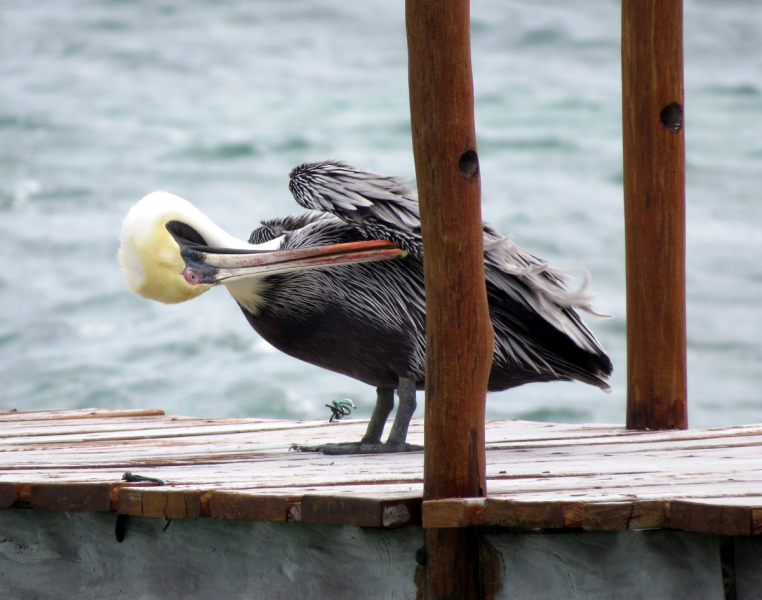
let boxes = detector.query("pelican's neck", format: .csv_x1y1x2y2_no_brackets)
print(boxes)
225,278,270,316
173,205,253,250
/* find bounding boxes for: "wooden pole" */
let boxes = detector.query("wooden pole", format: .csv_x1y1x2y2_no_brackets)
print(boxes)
622,0,688,430
406,0,495,597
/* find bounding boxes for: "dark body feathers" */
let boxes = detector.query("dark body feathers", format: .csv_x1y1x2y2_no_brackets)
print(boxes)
241,161,612,393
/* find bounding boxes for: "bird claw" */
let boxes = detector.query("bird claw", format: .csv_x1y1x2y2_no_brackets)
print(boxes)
291,441,423,455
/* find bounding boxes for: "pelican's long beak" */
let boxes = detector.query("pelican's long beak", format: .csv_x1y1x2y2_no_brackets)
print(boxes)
179,240,405,286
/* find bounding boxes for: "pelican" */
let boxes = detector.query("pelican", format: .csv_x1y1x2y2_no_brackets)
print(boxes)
119,160,612,454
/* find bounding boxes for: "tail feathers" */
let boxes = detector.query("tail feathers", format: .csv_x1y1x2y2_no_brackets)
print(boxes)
489,284,613,393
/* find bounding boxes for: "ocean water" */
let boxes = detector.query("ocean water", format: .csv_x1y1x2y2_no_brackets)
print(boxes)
1,0,760,428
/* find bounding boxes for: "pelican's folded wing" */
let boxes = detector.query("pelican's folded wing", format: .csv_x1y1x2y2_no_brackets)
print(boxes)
288,160,423,256
287,160,611,377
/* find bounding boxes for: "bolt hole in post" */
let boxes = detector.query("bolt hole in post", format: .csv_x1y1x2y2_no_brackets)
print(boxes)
458,149,479,178
660,102,683,131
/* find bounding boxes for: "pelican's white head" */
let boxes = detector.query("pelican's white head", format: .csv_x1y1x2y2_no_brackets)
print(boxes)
118,191,406,308
118,191,252,304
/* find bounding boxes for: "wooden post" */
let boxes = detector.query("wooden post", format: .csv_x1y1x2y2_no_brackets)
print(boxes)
406,0,495,597
622,0,688,430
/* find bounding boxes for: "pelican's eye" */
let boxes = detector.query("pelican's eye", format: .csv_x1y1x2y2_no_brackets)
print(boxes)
182,262,214,286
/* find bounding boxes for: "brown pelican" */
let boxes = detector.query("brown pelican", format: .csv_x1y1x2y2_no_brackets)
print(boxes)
119,161,612,454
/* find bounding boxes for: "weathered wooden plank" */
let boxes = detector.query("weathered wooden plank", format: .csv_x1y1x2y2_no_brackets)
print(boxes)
116,483,424,526
486,484,762,505
301,494,421,527
486,431,762,453
118,486,211,518
0,416,266,437
487,474,762,498
30,483,114,512
427,498,669,532
483,498,567,529
0,418,374,445
0,408,165,421
485,423,762,446
668,497,762,536
0,415,183,434
206,483,425,503
669,498,759,535
211,491,290,522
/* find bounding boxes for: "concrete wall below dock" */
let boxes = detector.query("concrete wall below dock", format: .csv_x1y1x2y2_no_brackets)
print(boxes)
0,510,759,599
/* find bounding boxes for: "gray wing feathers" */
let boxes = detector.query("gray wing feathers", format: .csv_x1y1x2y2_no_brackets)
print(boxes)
484,236,607,349
288,160,608,358
290,161,420,235
248,212,332,244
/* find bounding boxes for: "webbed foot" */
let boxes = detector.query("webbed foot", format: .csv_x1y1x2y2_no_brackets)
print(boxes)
292,441,423,455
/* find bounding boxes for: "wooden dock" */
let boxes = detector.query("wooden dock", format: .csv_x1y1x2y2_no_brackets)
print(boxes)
1,408,762,599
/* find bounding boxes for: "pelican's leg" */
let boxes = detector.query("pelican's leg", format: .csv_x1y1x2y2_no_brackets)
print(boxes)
293,387,393,453
384,377,421,451
295,379,422,455
361,387,395,444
